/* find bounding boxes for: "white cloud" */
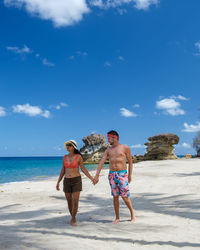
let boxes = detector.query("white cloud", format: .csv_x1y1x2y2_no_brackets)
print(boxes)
42,58,55,67
157,98,180,109
182,122,200,133
68,51,88,60
55,105,61,110
134,0,158,10
76,51,88,56
130,144,146,148
194,41,200,56
166,108,185,116
6,45,32,54
50,102,68,110
60,102,68,107
54,146,62,151
42,110,51,118
4,0,90,27
90,0,158,10
120,108,137,117
0,107,6,117
170,95,189,101
195,41,200,51
35,54,55,66
118,55,124,61
156,97,185,116
133,104,140,108
104,61,112,67
117,8,127,15
4,0,159,28
176,95,189,101
175,142,191,148
69,55,75,60
13,104,50,118
6,45,54,67
181,142,191,148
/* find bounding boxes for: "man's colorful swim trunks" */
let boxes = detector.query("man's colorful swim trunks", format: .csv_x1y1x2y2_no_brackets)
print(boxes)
108,170,130,197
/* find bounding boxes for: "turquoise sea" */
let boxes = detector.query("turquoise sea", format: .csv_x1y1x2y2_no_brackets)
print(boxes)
0,155,189,184
0,157,105,184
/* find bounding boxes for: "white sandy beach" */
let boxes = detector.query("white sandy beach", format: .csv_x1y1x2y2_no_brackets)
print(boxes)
0,158,200,250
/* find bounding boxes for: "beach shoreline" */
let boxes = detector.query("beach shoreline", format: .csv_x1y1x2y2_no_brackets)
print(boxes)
0,158,200,250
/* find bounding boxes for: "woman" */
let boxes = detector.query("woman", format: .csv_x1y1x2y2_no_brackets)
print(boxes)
56,139,94,226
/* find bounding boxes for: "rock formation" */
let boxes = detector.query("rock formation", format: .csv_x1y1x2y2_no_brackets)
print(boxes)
184,154,192,159
144,134,179,160
80,134,109,163
133,155,144,163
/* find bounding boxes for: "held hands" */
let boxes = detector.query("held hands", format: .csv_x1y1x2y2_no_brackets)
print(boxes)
92,175,99,185
90,175,99,185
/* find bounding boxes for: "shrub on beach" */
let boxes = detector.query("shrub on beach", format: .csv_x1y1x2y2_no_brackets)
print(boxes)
193,131,200,157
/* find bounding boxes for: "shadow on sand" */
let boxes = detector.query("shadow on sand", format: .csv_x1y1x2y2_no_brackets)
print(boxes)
1,192,200,248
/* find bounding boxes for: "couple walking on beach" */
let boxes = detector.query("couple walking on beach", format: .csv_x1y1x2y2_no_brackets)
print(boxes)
56,130,136,226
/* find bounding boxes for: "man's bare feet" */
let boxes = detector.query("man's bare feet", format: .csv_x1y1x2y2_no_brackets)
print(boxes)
112,219,120,224
131,209,136,222
131,217,136,222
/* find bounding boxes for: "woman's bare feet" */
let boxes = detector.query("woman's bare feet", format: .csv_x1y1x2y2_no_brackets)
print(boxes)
112,218,120,224
71,219,77,226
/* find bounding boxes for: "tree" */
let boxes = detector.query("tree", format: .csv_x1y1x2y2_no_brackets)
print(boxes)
193,131,200,157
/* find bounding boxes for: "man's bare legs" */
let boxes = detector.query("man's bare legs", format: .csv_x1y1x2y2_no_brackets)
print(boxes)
112,196,120,224
71,191,80,226
122,197,136,222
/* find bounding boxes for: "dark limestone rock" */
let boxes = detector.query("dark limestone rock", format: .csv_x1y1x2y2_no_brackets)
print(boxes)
144,133,179,160
80,134,109,163
133,155,145,163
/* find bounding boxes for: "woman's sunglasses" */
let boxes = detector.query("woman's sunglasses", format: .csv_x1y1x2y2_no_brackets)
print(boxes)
66,144,72,147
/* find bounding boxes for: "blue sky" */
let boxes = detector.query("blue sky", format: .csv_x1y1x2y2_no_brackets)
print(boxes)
0,0,200,156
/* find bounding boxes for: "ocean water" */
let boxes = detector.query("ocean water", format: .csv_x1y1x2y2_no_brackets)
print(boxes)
0,155,189,184
0,157,104,184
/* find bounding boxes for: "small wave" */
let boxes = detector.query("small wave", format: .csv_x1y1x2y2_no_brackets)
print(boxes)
30,175,49,180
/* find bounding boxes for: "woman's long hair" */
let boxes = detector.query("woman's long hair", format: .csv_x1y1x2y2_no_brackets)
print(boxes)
74,148,82,156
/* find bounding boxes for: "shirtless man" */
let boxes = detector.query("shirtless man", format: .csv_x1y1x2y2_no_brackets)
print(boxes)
94,130,136,224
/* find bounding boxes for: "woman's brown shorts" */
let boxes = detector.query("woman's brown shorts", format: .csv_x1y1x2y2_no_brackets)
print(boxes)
63,176,82,193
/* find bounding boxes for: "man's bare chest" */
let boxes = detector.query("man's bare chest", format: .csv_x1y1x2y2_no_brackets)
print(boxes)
108,148,126,158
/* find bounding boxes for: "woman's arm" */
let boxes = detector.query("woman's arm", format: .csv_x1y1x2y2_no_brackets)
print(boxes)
79,155,93,182
56,157,65,190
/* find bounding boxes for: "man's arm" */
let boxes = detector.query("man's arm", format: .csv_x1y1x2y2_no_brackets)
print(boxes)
94,149,109,184
126,146,133,183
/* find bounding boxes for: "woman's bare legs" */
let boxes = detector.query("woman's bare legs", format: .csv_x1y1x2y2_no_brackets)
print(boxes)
71,191,80,226
65,193,72,223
